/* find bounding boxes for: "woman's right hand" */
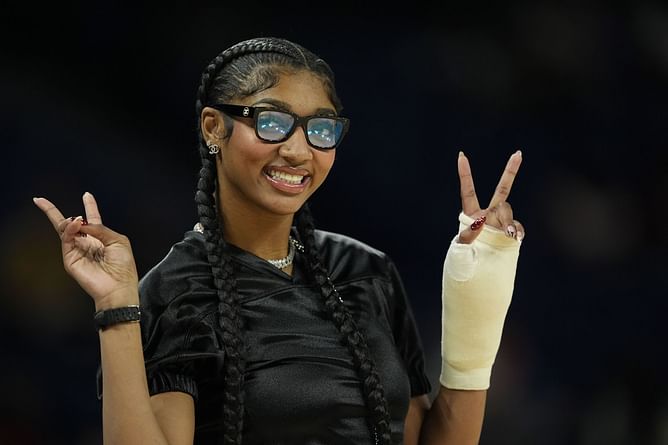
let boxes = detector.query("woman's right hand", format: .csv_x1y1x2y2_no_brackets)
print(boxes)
33,192,139,311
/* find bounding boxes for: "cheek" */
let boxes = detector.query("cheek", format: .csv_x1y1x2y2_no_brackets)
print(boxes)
226,128,271,167
316,150,336,173
324,152,336,178
309,151,336,190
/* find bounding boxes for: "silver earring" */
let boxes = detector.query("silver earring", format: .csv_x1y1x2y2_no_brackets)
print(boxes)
207,141,220,155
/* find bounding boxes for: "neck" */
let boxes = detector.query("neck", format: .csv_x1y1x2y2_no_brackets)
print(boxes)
218,195,295,262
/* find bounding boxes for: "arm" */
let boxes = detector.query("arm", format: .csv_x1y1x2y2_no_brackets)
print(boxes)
34,193,194,445
405,151,524,444
99,306,195,445
150,392,196,444
405,390,486,445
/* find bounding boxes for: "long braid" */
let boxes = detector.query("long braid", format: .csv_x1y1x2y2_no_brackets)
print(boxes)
295,205,394,445
194,38,310,444
194,37,393,444
194,42,271,445
195,56,245,444
195,152,244,443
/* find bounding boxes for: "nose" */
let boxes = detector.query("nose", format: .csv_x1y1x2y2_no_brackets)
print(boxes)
278,127,313,164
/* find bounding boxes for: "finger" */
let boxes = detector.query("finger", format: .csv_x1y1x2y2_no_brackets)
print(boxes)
60,216,86,258
79,223,129,247
33,197,67,232
489,150,523,209
56,215,89,239
457,214,487,245
514,219,526,242
82,192,103,225
61,216,85,240
57,216,77,234
491,201,516,238
457,151,481,215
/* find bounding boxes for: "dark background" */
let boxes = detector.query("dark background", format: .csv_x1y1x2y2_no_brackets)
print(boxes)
2,4,667,444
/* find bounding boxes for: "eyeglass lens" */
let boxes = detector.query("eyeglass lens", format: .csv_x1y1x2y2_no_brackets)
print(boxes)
256,110,343,149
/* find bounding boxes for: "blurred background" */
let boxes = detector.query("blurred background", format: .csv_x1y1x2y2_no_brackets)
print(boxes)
2,3,667,444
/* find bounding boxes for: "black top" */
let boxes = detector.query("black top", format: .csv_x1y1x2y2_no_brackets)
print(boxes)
99,229,431,444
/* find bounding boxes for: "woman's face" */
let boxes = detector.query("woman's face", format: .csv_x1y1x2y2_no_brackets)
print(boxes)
206,70,338,219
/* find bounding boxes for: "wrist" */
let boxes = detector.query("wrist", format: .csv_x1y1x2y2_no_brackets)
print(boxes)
440,363,492,390
94,286,139,312
441,213,521,390
94,305,141,331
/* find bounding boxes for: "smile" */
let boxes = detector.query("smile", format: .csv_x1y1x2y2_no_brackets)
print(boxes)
263,167,312,194
267,169,304,184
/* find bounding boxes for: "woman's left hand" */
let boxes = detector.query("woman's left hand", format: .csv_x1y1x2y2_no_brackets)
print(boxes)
439,150,525,391
456,150,524,244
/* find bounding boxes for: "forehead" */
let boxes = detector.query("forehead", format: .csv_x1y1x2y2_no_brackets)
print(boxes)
248,70,335,114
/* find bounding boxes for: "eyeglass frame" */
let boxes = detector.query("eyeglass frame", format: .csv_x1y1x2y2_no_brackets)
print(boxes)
208,103,350,150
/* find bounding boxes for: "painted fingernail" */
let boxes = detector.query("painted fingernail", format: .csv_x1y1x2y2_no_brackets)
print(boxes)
81,218,89,226
471,216,486,231
506,225,516,238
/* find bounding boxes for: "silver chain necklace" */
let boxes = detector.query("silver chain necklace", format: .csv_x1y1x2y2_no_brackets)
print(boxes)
267,236,304,269
194,223,304,270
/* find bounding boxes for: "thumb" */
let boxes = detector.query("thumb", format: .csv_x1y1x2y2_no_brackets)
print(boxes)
78,223,130,247
457,214,487,245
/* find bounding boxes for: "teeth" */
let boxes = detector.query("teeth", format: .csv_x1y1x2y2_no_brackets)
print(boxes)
268,169,304,184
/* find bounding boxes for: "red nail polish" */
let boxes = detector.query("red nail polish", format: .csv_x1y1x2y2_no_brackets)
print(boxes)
471,216,486,231
81,219,89,226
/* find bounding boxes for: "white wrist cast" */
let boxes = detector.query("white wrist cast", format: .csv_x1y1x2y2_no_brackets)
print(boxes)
440,212,521,390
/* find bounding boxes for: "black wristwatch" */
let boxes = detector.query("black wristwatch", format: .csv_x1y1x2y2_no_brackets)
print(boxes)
94,305,141,331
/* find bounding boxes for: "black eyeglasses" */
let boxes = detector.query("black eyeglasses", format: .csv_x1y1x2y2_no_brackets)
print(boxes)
209,103,350,150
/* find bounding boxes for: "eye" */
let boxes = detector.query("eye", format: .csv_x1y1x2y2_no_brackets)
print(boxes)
256,110,295,141
307,118,343,148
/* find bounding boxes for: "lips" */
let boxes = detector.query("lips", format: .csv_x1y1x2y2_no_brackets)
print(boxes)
266,169,305,184
263,166,311,193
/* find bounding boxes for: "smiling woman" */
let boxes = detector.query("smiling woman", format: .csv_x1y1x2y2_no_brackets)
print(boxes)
33,36,524,445
202,70,339,220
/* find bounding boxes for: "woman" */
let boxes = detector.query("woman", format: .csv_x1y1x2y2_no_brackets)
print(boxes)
33,37,524,445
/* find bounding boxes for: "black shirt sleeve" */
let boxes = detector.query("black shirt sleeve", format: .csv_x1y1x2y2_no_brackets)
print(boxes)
97,233,224,401
385,258,432,397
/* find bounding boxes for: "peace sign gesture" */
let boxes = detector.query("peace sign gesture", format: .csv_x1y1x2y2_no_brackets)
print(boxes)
33,192,139,310
440,151,525,393
457,150,525,244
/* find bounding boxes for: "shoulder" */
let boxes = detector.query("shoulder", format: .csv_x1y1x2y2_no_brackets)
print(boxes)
314,229,385,257
138,230,213,307
313,229,394,282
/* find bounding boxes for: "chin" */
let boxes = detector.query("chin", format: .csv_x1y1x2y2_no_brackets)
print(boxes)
259,196,310,217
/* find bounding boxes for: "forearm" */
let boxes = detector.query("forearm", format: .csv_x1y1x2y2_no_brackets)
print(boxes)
98,293,168,445
426,212,519,444
419,387,486,445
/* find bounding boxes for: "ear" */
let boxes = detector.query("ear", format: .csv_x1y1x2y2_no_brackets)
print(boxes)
200,107,227,144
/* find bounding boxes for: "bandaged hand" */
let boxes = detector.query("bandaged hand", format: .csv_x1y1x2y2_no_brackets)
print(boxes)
439,151,524,390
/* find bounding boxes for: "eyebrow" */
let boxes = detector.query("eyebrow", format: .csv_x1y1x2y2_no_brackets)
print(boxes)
251,98,336,116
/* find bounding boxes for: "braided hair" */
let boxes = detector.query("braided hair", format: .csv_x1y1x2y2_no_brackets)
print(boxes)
194,37,393,444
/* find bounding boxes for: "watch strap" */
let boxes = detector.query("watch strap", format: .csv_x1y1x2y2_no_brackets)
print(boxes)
94,305,141,331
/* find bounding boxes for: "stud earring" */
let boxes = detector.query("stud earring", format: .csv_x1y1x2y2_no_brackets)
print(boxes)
207,141,220,155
